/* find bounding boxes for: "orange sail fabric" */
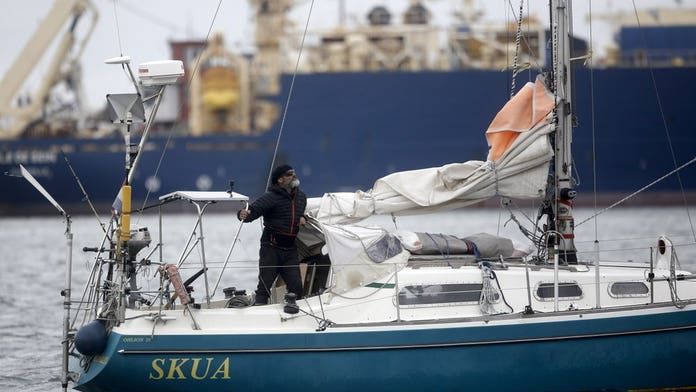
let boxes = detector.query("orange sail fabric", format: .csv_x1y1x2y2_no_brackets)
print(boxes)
486,77,555,161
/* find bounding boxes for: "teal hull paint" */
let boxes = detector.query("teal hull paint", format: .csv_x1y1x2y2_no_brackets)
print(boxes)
73,308,696,391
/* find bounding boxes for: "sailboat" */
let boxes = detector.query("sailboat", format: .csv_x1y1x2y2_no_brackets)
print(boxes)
38,1,695,391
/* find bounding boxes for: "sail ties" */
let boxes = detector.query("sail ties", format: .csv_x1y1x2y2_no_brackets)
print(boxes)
323,191,378,222
482,160,501,197
570,51,593,66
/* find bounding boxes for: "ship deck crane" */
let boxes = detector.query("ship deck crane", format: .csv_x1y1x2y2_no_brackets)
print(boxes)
0,0,98,139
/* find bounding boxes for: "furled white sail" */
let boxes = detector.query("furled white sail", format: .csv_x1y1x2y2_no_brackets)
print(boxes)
307,75,555,224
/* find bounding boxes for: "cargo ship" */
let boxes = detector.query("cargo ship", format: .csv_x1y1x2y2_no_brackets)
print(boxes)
1,1,695,215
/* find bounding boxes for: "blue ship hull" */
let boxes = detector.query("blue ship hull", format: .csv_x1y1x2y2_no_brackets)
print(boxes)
74,306,696,392
2,68,694,214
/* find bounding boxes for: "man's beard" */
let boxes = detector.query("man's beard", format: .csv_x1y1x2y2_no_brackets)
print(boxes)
290,178,300,188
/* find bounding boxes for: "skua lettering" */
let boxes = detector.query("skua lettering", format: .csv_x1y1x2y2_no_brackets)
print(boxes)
167,358,189,379
149,359,165,380
191,358,214,380
210,358,231,379
149,357,231,380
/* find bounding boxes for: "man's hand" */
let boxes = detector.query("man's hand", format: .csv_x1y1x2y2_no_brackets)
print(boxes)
239,209,250,221
299,216,306,226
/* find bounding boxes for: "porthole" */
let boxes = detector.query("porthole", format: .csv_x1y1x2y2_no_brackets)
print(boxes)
534,281,583,301
398,283,488,306
608,281,649,298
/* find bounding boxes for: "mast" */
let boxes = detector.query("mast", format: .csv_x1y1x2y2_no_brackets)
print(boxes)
550,0,578,264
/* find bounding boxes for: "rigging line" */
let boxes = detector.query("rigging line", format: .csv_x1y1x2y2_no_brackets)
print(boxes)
525,0,534,80
585,1,602,309
135,0,224,217
588,1,599,245
503,0,542,73
111,0,124,56
504,0,511,93
111,0,182,35
60,150,106,232
112,1,134,84
576,156,696,228
630,0,696,242
576,235,696,244
510,0,525,98
266,0,316,189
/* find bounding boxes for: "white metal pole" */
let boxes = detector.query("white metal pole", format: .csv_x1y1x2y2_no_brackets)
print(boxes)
212,202,248,298
554,241,559,312
594,239,601,308
195,202,212,306
61,217,73,392
128,86,165,185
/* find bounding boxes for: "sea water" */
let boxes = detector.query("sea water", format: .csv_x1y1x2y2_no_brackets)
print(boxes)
1,206,695,391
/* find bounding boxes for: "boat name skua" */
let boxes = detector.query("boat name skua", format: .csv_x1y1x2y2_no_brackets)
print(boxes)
149,357,232,380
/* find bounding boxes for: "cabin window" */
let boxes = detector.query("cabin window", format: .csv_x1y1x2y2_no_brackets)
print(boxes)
534,281,583,301
608,281,649,298
398,283,487,306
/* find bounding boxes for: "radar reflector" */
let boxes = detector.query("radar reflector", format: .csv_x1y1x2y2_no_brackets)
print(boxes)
106,93,145,124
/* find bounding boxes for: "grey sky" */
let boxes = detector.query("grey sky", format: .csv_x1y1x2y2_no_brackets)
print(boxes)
2,0,693,112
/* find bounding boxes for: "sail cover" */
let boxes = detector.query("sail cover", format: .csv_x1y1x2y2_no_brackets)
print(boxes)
307,75,555,224
321,224,410,295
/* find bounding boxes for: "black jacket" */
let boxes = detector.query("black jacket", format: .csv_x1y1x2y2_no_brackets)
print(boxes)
238,185,307,246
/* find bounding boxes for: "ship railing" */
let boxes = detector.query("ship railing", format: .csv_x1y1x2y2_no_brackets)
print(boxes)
69,201,696,331
124,252,696,317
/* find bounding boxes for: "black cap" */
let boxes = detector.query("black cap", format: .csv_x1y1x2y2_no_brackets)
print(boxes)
271,164,293,184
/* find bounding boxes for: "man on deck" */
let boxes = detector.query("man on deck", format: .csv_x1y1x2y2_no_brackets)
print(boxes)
237,164,306,305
